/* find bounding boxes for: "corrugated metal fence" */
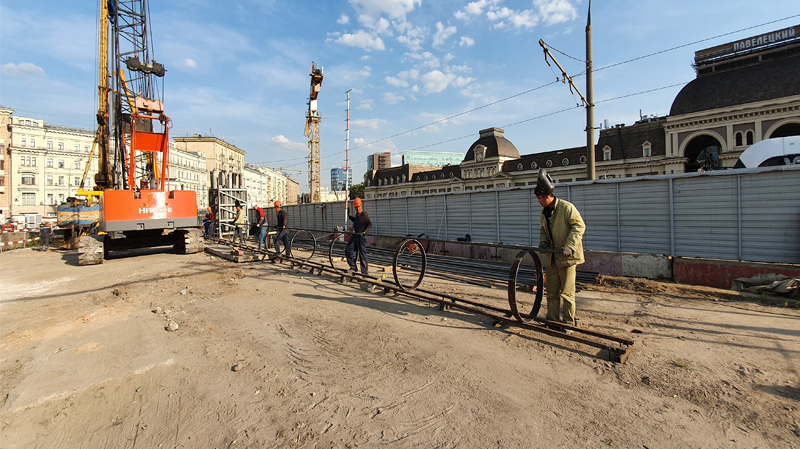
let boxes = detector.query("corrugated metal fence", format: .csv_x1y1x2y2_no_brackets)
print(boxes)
274,166,800,264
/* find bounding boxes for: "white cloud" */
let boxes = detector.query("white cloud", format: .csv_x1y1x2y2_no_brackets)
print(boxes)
535,0,578,25
270,135,306,152
454,11,468,20
357,99,374,110
459,36,475,47
487,6,512,20
2,62,45,77
493,21,506,29
337,14,350,24
385,76,408,87
508,10,539,29
397,69,419,79
360,55,370,60
352,0,421,30
420,70,456,93
466,0,494,15
432,22,457,48
447,63,472,73
181,58,197,69
335,30,385,51
453,76,475,88
394,20,427,51
411,85,419,92
383,92,406,104
352,118,388,129
420,51,440,69
443,52,456,62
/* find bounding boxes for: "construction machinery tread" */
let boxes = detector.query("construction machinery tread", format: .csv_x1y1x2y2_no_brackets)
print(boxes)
78,234,105,266
176,228,204,254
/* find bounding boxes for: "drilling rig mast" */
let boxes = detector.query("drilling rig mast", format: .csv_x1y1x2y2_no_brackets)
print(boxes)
304,62,323,203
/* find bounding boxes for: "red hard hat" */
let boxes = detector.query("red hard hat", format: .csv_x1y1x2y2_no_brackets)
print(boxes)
353,198,362,207
274,200,281,207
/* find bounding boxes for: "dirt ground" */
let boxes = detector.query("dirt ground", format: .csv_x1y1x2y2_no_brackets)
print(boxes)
1,246,799,449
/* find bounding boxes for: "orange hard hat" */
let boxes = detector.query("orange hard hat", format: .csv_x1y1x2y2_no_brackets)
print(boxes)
353,198,362,207
274,200,281,207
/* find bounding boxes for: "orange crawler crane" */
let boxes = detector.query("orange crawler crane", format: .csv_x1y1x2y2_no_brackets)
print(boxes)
76,0,203,265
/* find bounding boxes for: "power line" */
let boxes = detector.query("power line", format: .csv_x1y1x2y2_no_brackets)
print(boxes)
594,13,800,73
271,14,799,171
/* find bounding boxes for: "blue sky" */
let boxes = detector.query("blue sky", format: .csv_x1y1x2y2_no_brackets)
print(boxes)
2,0,799,191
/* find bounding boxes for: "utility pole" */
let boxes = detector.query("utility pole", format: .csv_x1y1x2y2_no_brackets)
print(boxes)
539,0,596,180
585,0,595,180
344,89,351,226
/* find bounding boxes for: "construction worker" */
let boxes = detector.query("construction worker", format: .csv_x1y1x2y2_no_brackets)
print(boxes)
252,202,269,251
345,197,372,275
232,200,246,244
535,168,586,332
204,206,215,238
39,221,52,251
273,201,292,257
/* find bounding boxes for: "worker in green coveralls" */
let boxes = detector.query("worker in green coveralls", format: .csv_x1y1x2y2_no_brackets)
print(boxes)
535,168,586,332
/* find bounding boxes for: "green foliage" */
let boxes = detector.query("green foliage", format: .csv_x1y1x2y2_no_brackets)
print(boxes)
349,184,364,199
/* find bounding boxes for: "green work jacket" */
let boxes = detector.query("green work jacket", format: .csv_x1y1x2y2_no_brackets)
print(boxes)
539,197,586,267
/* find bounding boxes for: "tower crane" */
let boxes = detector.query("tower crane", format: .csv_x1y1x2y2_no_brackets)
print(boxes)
304,62,324,203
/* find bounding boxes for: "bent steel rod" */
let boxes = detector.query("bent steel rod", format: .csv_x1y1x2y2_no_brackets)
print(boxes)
209,232,632,362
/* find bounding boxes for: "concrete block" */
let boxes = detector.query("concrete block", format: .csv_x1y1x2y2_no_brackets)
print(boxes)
621,253,673,280
582,250,622,276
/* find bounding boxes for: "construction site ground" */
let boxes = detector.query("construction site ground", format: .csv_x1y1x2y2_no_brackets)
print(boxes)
1,246,798,448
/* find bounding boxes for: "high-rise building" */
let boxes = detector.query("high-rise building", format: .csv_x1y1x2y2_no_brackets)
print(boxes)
402,150,464,167
330,167,352,192
366,152,391,171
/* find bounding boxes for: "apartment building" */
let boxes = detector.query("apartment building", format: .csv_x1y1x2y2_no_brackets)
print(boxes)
6,116,97,219
0,106,12,220
173,135,246,189
167,141,208,209
244,164,293,207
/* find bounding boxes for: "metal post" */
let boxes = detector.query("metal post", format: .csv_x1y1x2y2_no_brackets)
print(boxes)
585,1,596,181
616,182,621,252
528,188,533,246
669,178,675,257
496,190,500,243
345,89,351,229
405,197,409,236
469,193,473,237
737,174,742,261
443,195,448,240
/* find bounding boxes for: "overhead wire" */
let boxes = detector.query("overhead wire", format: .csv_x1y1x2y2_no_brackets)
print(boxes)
273,13,800,171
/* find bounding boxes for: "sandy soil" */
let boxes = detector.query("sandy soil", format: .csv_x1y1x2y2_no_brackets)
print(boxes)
1,246,798,448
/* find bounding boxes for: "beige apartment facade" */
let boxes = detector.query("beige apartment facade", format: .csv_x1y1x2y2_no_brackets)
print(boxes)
244,164,293,207
0,106,12,220
173,135,246,190
6,116,98,219
167,141,209,209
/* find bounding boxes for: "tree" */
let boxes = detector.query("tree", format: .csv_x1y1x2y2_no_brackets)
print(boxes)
349,184,364,199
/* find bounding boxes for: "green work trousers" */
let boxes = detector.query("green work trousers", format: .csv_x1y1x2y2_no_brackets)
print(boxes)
546,262,577,325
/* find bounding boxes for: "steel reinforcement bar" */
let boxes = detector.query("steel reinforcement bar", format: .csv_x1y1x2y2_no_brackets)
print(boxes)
208,231,633,363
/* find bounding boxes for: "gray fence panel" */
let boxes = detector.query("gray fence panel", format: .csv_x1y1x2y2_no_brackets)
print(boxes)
741,170,800,263
499,189,532,245
362,199,378,234
390,198,408,236
673,176,739,259
423,196,446,239
618,180,671,255
406,196,428,236
568,183,618,252
445,194,471,241
470,191,498,243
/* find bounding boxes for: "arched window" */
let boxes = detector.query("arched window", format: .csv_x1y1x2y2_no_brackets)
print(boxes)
546,160,552,168
531,161,538,169
580,155,587,164
562,158,569,166
517,163,523,170
746,130,754,145
735,132,743,146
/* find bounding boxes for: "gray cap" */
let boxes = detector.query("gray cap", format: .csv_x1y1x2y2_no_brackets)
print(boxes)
534,168,555,197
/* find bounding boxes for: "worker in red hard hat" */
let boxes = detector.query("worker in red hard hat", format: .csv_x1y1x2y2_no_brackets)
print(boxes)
345,197,371,275
535,168,586,334
273,200,292,257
